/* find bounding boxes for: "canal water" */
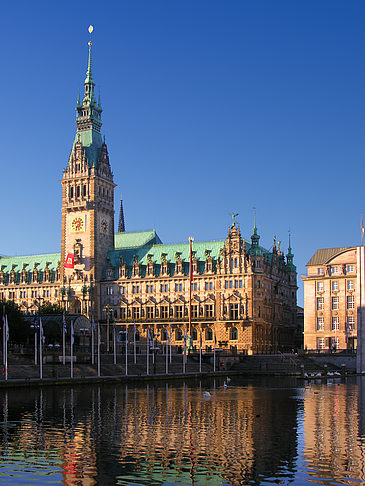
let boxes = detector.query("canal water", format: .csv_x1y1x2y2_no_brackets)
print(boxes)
0,376,364,485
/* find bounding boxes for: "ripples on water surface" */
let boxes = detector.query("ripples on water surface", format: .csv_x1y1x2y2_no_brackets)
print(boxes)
0,376,364,485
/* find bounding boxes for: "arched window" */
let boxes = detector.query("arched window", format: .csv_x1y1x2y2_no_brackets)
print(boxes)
161,329,168,341
175,328,183,341
206,328,213,341
230,327,238,340
192,328,198,341
76,186,80,198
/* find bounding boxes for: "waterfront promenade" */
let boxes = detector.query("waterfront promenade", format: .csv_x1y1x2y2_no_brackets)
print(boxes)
0,351,355,388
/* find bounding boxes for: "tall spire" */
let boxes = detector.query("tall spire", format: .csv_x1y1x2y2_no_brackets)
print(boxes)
73,25,103,168
118,195,126,233
83,25,96,104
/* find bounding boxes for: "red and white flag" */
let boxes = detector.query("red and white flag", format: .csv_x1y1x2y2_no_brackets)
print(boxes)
64,253,75,269
361,218,364,243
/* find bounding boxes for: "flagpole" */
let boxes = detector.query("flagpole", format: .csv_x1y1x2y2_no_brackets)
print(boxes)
152,330,155,365
147,329,150,375
213,330,216,372
165,341,168,375
133,321,137,364
358,217,364,373
97,322,101,377
113,325,117,365
199,330,202,373
91,319,95,365
70,320,74,379
125,325,128,376
62,313,66,365
169,323,172,364
34,316,38,366
189,237,194,353
2,311,5,369
39,318,43,380
4,315,8,381
2,314,4,371
183,328,186,374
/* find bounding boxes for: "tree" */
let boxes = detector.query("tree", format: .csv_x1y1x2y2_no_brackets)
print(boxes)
38,303,64,315
0,299,31,343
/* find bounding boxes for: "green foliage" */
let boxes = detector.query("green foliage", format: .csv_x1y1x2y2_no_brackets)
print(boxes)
0,299,31,343
38,303,64,315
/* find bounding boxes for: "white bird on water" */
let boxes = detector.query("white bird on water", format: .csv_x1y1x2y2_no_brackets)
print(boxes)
203,391,211,399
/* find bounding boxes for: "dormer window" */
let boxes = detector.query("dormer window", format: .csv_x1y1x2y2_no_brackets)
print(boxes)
132,257,140,278
161,254,169,276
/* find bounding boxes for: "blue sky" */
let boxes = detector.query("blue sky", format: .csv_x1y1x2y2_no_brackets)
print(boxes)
1,0,365,305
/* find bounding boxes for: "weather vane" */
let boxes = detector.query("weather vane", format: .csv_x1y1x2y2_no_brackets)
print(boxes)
231,213,239,227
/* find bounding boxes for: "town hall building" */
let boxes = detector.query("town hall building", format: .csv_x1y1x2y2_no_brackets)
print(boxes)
0,36,298,354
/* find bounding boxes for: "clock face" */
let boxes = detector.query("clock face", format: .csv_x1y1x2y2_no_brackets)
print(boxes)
100,218,108,234
71,216,85,233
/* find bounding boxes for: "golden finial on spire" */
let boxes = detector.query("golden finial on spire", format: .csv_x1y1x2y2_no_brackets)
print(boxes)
88,25,94,46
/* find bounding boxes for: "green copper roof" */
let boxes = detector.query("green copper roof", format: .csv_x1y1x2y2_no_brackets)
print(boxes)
106,238,226,279
114,230,162,249
0,253,61,284
71,130,103,168
306,247,354,266
104,229,292,279
0,253,60,273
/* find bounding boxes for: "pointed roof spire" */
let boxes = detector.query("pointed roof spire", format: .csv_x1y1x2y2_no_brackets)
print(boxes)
85,25,94,82
118,194,126,233
83,25,96,104
287,230,295,269
251,207,260,247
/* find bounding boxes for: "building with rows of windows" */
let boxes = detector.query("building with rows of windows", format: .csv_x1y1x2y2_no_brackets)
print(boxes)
302,246,359,351
0,36,298,354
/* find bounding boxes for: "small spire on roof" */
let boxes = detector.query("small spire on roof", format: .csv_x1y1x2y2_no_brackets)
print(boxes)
251,207,260,247
118,194,126,233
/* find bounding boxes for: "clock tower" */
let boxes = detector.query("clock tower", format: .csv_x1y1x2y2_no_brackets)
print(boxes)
60,33,115,314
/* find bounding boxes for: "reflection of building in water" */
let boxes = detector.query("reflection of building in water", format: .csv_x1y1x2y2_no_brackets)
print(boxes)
0,383,298,484
303,382,365,484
